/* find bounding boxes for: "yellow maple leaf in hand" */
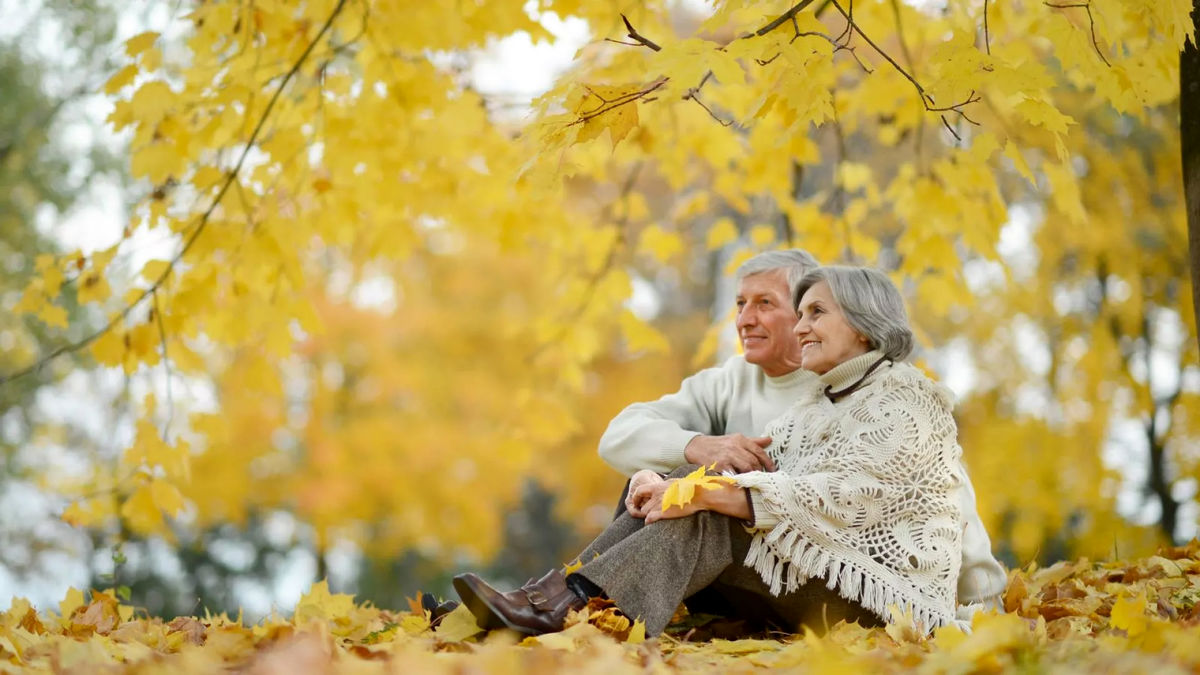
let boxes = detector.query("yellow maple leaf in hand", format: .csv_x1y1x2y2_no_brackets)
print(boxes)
661,464,734,510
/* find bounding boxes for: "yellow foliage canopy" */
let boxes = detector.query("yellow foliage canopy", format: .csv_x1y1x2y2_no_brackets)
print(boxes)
2,0,1194,567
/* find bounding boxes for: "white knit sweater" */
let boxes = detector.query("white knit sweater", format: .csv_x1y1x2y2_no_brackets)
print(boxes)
735,351,965,631
597,354,1007,614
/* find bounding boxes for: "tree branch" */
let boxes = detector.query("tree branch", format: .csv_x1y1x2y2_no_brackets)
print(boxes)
620,14,662,51
829,0,979,133
1044,2,1111,67
754,0,820,37
571,80,668,125
984,0,992,55
0,0,351,386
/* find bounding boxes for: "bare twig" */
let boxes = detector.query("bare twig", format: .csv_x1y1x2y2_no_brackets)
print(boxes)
834,0,855,46
984,0,992,55
620,14,662,51
681,71,735,125
889,0,917,69
755,0,820,36
940,115,961,142
0,0,351,386
571,79,668,124
829,0,979,130
1044,2,1111,67
689,94,734,126
605,38,647,48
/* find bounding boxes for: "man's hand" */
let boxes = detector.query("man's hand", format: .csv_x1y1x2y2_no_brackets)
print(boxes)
629,479,704,523
683,434,775,473
627,479,669,518
624,470,665,516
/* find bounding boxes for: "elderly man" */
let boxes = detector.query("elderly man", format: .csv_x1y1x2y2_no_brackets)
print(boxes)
598,250,1007,618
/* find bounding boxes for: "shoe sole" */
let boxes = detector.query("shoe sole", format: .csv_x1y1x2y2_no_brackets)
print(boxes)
451,576,509,632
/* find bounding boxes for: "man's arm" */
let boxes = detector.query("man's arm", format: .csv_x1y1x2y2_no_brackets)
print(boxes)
597,366,726,476
598,357,779,476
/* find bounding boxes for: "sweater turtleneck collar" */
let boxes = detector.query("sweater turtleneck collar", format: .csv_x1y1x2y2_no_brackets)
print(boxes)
763,365,811,388
818,350,889,394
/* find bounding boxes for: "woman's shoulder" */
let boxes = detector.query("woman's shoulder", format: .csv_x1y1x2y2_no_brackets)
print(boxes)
877,361,956,411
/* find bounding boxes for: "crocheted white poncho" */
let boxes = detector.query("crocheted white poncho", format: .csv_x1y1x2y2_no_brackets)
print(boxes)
733,352,964,631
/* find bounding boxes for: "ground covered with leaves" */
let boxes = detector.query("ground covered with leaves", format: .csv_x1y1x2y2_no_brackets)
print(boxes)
4,542,1200,673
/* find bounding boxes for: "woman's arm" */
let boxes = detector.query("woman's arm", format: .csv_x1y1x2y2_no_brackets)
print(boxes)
642,482,752,523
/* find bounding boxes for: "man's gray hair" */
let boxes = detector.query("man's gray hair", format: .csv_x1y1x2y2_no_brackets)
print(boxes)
793,266,915,361
734,249,819,301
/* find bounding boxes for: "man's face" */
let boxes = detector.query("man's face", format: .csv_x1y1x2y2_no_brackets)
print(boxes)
735,270,804,377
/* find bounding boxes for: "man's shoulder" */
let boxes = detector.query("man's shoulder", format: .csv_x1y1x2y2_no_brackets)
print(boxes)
688,354,759,382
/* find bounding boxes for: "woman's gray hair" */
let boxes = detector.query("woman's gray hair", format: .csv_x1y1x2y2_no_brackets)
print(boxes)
735,249,819,301
793,266,915,361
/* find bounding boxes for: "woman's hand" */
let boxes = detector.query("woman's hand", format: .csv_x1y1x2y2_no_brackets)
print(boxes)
644,483,752,524
625,470,665,516
644,487,704,524
633,478,705,524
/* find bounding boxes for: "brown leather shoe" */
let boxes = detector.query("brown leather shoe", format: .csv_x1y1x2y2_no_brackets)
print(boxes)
452,570,585,635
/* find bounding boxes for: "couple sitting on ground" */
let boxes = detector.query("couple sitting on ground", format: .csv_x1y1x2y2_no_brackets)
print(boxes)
454,250,1007,637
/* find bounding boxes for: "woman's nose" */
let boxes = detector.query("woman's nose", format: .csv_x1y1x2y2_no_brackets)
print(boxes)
792,319,807,336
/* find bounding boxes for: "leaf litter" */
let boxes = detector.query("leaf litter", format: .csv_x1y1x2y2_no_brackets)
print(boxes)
2,542,1200,672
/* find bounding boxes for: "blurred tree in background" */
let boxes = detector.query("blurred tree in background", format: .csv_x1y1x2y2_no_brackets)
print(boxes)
0,0,1196,617
0,0,124,597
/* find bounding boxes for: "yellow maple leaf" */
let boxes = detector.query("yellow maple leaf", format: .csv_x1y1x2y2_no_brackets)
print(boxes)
127,81,175,127
124,31,159,58
705,217,739,250
433,604,483,642
103,64,139,96
76,271,111,304
573,84,642,148
91,329,125,367
1003,140,1035,185
749,225,776,248
139,259,172,283
662,464,734,510
131,141,183,185
637,224,683,263
1110,592,1149,637
626,619,646,644
294,580,356,625
149,479,185,516
37,304,68,329
58,588,85,621
120,483,165,535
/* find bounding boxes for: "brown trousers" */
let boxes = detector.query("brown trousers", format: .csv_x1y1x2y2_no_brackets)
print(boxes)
576,467,881,637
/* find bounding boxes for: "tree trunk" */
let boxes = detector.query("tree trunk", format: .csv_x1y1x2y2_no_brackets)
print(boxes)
1182,0,1200,357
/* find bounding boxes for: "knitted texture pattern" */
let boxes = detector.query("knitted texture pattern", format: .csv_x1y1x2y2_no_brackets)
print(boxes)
733,360,964,632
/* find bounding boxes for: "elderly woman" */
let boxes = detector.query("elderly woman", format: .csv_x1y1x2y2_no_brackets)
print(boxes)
455,266,966,636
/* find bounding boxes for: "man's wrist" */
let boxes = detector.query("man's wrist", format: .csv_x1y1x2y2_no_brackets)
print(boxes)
681,433,704,462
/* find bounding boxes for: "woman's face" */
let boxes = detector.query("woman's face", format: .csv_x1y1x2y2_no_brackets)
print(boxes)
793,281,871,375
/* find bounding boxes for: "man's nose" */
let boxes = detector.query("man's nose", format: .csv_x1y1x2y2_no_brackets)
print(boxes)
737,307,755,327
